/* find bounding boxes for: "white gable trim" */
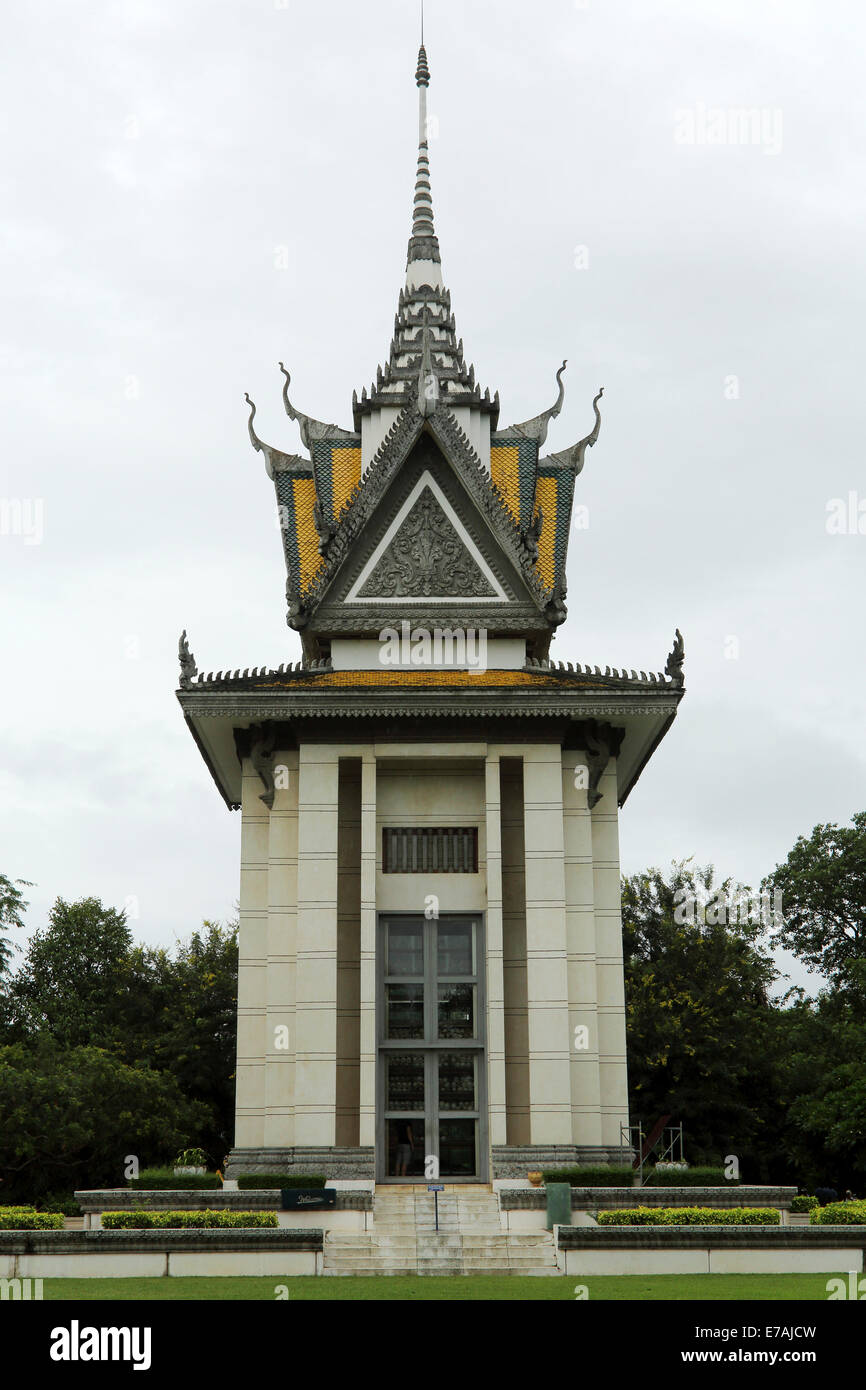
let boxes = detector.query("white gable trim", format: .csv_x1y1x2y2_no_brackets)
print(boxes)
346,469,509,603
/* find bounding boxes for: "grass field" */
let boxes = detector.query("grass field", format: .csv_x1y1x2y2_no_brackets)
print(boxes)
38,1273,836,1301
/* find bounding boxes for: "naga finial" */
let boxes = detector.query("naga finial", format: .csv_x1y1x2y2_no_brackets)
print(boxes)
279,362,356,449
502,360,567,445
545,386,604,474
245,392,262,452
522,507,543,564
313,498,337,557
665,628,685,686
245,390,311,480
178,629,198,689
286,577,308,632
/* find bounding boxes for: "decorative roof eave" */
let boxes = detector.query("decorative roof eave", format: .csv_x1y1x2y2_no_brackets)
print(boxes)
177,655,684,696
496,361,567,446
178,679,683,812
279,362,359,451
542,387,604,474
244,393,312,481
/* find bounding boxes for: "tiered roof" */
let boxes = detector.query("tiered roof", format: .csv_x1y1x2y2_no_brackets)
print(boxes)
241,44,609,645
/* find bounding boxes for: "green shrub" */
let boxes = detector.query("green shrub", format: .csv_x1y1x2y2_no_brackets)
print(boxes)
237,1174,327,1190
790,1195,820,1213
813,1200,866,1225
102,1210,278,1229
597,1206,779,1226
644,1166,738,1187
126,1168,221,1191
0,1210,65,1230
541,1166,634,1188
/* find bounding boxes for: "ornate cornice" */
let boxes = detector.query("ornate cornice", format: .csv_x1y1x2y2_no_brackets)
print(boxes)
179,691,681,720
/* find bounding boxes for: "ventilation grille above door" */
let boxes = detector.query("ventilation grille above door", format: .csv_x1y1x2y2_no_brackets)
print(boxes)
383,827,478,874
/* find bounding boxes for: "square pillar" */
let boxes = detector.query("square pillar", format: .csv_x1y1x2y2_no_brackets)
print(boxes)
234,758,270,1147
591,758,630,1147
294,744,340,1146
484,753,507,1147
263,748,299,1147
523,745,572,1143
358,753,377,1147
561,750,603,1146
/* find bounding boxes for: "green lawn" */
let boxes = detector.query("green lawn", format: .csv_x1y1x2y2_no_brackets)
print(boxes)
39,1273,836,1301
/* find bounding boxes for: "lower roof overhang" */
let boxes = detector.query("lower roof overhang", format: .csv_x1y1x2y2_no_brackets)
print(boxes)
177,683,683,813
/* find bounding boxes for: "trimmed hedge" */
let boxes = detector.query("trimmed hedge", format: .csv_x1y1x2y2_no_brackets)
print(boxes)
597,1207,780,1226
102,1210,278,1229
126,1168,222,1191
644,1166,738,1187
790,1194,820,1213
812,1200,866,1226
0,1210,65,1230
237,1174,327,1190
542,1166,634,1187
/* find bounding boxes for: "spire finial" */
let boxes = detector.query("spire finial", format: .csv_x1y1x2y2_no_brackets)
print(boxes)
408,35,438,266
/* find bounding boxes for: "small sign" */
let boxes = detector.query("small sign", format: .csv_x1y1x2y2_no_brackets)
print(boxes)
427,1184,444,1193
281,1188,337,1211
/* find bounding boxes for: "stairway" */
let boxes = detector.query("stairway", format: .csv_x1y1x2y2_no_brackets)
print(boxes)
322,1185,559,1276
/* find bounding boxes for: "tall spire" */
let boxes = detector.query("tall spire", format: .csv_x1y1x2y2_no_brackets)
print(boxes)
408,42,440,265
352,38,499,437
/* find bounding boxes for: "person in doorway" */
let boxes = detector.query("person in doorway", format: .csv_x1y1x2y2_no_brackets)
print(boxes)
395,1120,414,1176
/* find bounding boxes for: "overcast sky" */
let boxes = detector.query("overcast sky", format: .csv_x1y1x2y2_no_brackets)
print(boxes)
2,0,863,995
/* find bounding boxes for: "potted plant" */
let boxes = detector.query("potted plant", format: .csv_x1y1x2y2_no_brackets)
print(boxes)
173,1147,208,1176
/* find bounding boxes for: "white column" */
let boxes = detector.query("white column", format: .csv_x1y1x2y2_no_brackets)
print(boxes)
484,753,507,1147
263,748,298,1148
561,750,602,1146
358,753,377,1148
591,758,630,1147
294,745,340,1146
523,745,572,1143
234,758,270,1147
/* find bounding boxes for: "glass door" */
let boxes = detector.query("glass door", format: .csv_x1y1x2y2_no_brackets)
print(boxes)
378,914,486,1181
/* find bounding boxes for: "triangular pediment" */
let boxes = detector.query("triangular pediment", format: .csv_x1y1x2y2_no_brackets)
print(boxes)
303,419,552,640
347,472,507,603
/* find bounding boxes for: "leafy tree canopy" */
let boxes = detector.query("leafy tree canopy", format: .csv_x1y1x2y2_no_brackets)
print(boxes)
0,1038,208,1202
762,811,866,984
0,874,31,976
622,861,783,1173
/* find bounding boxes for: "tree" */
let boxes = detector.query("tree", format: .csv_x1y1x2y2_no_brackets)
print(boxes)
0,874,30,976
770,962,866,1189
762,811,866,984
114,921,239,1159
5,897,132,1046
622,861,784,1175
0,1038,209,1202
4,899,239,1165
